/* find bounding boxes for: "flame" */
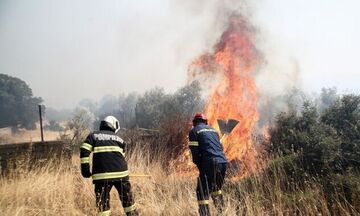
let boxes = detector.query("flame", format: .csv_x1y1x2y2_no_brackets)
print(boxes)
188,14,260,177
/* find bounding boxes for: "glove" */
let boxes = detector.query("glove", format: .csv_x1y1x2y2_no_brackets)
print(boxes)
81,169,92,178
81,164,92,178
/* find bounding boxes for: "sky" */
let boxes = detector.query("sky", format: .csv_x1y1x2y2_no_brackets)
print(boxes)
0,0,359,108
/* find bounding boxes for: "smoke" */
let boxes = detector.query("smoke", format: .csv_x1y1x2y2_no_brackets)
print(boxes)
255,38,306,126
0,0,230,108
182,0,303,130
0,0,303,112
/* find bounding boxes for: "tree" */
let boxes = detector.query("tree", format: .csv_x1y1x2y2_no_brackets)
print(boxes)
135,81,204,129
157,81,204,160
78,98,98,113
266,94,360,208
64,107,95,150
0,74,43,130
92,93,140,129
318,87,338,112
118,92,139,128
163,80,204,119
135,87,167,128
321,94,360,169
133,81,204,163
45,107,72,122
98,95,118,114
44,120,64,131
268,100,343,177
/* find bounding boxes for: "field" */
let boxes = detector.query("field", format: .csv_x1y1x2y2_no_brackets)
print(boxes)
0,127,60,144
0,145,357,216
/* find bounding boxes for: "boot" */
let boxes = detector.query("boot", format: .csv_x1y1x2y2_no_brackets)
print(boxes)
199,204,211,216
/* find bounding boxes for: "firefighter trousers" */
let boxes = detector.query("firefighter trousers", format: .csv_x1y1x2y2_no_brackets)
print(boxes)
94,178,138,216
196,162,227,216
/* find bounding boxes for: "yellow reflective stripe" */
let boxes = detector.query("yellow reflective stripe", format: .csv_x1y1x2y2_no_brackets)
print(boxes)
197,128,217,134
80,143,93,151
211,190,222,196
92,171,129,180
93,146,124,155
98,210,111,216
188,141,199,146
80,157,89,164
198,200,209,205
124,204,136,213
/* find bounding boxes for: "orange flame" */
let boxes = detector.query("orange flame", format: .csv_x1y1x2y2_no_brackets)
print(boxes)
188,14,260,177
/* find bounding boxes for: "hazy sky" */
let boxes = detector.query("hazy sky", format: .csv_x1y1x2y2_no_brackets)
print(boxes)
0,0,359,108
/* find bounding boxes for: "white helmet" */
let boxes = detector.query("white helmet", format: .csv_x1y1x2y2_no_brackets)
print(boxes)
101,115,120,133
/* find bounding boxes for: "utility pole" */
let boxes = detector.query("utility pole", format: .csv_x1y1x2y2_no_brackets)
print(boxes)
38,104,44,142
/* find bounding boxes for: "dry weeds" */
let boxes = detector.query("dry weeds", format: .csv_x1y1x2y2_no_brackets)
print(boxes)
0,127,60,144
0,147,358,215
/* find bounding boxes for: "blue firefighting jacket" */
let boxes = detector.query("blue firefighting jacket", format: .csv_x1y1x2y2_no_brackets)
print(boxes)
188,123,227,167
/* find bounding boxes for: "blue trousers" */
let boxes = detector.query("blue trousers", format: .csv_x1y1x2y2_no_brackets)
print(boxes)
197,161,227,216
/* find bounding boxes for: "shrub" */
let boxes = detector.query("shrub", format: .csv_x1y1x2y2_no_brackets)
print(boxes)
266,94,360,210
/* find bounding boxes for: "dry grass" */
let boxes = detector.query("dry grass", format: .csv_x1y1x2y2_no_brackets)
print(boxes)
0,127,60,144
0,146,358,216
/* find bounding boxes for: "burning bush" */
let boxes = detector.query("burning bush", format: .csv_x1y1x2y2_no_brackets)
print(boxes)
187,14,262,177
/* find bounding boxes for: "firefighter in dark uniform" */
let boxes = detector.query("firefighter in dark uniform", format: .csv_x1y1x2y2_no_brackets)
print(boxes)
188,113,228,216
80,116,138,216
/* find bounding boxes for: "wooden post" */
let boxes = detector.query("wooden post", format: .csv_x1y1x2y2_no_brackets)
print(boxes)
38,105,44,142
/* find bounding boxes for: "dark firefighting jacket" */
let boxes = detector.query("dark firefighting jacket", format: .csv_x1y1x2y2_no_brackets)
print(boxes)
80,129,129,183
188,123,227,167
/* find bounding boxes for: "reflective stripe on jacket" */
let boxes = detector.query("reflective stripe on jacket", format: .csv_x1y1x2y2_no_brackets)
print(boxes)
188,123,228,165
80,130,129,182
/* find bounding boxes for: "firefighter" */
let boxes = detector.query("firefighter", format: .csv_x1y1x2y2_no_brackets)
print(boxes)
80,116,138,216
188,112,228,216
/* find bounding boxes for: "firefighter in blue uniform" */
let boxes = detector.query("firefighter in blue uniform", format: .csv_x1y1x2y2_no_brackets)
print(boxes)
80,116,138,216
188,113,228,216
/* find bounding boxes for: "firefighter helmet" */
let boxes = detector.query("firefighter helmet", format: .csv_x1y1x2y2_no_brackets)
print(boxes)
192,112,208,125
100,115,120,133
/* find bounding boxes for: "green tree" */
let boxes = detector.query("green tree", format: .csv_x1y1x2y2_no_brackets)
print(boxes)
322,94,360,169
0,74,43,130
135,81,204,129
135,87,167,128
267,94,360,209
318,87,338,112
268,101,343,177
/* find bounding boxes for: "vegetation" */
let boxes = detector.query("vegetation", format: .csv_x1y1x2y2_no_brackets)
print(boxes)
44,120,64,131
0,74,43,131
0,142,358,215
45,107,72,122
83,81,203,130
59,108,95,151
135,81,204,162
1,73,358,215
266,93,360,214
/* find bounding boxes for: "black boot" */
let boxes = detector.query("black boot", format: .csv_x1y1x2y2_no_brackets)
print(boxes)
199,204,211,216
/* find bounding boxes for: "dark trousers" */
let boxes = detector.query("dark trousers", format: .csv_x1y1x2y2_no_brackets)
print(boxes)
94,178,138,215
197,162,227,216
